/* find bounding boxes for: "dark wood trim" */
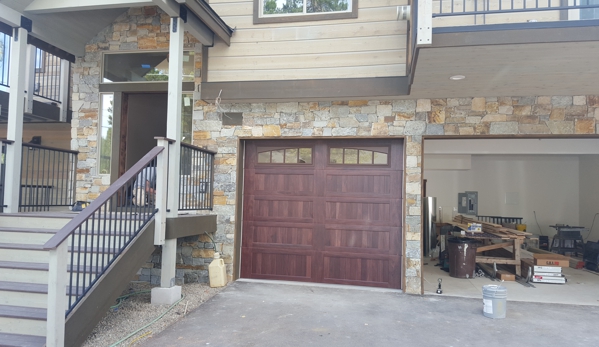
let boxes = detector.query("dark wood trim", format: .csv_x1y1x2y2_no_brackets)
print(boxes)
118,93,129,179
20,142,78,155
43,146,164,249
233,140,245,280
64,220,156,347
181,141,218,154
0,22,11,36
201,77,410,102
99,82,195,93
178,0,234,45
27,35,76,63
253,0,358,24
165,215,217,239
431,23,599,48
110,93,123,185
201,45,209,83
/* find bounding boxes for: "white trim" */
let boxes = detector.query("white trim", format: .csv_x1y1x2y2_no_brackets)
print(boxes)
25,45,37,114
259,0,353,18
46,242,68,347
25,0,152,14
0,3,22,27
59,59,70,121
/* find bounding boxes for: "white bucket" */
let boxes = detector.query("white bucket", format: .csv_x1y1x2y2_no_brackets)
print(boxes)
482,285,507,319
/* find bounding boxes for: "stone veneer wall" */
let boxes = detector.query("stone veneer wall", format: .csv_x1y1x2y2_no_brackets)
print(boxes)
193,96,599,293
70,7,599,294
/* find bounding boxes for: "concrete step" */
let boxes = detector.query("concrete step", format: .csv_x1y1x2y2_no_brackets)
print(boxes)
0,305,46,337
0,332,46,347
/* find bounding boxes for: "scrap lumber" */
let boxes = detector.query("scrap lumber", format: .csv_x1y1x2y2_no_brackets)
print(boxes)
453,215,531,239
447,221,482,233
528,247,583,269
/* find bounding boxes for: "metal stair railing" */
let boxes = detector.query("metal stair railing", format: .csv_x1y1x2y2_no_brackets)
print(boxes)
43,145,167,347
179,143,215,211
19,142,78,212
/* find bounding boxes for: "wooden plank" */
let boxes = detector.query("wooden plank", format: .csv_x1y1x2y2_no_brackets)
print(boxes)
476,241,514,253
210,50,406,71
475,256,519,265
210,35,406,57
208,64,407,82
228,21,408,43
496,270,516,281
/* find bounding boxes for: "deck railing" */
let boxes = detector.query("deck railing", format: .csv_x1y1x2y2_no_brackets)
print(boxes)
43,147,164,317
433,0,599,24
19,143,77,212
33,47,63,103
179,143,215,211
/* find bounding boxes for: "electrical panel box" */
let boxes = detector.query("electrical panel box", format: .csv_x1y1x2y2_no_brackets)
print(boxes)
458,191,478,215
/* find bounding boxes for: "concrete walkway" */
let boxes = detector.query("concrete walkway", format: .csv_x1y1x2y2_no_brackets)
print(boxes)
144,280,599,347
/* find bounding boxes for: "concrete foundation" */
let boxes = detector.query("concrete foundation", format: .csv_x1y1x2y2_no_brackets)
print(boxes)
151,286,181,305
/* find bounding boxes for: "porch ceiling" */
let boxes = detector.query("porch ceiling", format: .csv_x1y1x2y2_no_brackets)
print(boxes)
409,25,599,99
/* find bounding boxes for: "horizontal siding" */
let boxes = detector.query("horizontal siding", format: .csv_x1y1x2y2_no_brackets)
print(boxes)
207,0,407,82
209,64,407,81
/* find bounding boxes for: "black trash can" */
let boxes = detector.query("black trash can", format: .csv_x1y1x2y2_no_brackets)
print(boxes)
448,237,478,279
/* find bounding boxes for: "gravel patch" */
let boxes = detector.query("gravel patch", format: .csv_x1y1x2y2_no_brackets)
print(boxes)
82,282,223,347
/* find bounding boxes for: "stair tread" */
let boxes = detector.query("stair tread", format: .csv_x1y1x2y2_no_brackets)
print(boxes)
0,332,46,347
0,243,44,250
0,305,46,321
0,281,86,295
0,227,59,234
0,261,48,271
0,281,47,294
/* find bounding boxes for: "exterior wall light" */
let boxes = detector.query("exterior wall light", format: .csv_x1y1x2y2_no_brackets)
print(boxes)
449,75,466,80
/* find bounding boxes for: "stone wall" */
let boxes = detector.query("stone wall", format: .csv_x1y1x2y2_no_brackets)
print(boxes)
193,96,599,294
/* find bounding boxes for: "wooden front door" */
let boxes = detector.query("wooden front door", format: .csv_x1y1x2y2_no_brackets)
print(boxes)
241,139,403,289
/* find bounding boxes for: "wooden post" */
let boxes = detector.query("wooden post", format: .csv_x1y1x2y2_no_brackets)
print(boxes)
4,27,28,213
46,242,67,347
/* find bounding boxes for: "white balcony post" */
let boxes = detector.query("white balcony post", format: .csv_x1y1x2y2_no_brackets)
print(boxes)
417,0,432,46
152,16,184,305
154,138,169,246
25,45,36,114
4,26,28,213
59,59,70,122
46,242,67,347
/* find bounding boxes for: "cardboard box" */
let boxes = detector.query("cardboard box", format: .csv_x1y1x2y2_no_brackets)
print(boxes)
532,275,566,284
521,258,562,277
468,223,482,232
533,253,570,267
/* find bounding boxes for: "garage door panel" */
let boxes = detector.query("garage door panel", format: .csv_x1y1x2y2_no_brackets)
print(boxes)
325,173,392,197
323,255,390,285
325,200,398,226
252,224,314,247
324,227,391,252
252,172,315,196
249,250,313,280
253,197,314,222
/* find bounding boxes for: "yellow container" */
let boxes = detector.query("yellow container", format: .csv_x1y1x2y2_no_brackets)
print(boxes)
209,253,227,288
516,224,526,232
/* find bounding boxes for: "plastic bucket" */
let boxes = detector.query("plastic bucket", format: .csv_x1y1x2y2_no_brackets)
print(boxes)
482,285,507,319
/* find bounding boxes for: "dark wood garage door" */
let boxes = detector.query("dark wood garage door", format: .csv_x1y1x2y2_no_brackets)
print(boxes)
241,139,403,289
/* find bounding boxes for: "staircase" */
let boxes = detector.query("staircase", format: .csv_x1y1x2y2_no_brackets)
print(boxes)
0,211,157,347
0,213,73,346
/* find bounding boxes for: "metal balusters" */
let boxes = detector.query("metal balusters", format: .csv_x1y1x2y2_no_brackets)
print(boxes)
179,143,215,211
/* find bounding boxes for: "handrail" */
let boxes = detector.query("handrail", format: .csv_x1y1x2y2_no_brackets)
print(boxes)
433,0,599,18
22,141,78,155
179,142,215,211
44,146,163,250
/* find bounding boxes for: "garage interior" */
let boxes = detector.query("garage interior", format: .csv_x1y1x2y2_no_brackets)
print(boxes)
422,138,599,305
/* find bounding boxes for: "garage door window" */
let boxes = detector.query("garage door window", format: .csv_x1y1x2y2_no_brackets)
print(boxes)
257,147,312,164
329,147,389,165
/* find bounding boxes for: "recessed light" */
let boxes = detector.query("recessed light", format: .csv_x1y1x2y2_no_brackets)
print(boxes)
449,75,466,80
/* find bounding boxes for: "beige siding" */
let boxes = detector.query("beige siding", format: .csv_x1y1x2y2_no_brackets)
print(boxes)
208,0,408,82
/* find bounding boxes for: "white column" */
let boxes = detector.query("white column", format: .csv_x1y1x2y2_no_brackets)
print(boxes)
59,59,70,122
154,138,169,245
46,242,67,347
4,27,29,213
25,45,36,114
152,16,184,305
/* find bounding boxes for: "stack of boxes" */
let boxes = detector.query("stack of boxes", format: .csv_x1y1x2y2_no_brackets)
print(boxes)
521,254,570,284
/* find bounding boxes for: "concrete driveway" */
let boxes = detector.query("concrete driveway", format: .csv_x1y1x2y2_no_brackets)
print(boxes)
144,280,599,347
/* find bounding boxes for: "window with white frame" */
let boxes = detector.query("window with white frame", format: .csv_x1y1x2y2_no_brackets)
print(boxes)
256,0,357,23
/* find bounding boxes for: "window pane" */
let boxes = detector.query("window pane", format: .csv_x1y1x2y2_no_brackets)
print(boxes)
330,148,343,164
103,51,195,83
258,152,271,163
99,94,114,175
299,148,312,164
345,149,358,164
263,0,303,14
272,149,285,163
373,152,388,165
285,148,298,163
359,150,373,165
307,0,349,13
